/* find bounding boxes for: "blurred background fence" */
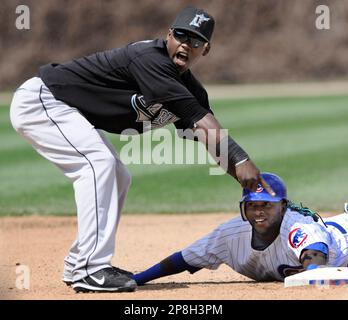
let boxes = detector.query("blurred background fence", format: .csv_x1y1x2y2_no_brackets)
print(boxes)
1,0,348,89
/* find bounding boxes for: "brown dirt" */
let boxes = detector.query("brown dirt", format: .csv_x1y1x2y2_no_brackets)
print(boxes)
0,213,347,300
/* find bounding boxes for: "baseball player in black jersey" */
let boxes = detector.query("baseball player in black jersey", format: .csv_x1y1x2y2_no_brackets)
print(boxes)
10,6,272,293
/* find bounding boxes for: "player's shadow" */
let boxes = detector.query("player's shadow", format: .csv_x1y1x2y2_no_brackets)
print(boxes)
137,280,255,291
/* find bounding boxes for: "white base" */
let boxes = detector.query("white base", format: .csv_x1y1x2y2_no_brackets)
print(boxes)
284,267,348,287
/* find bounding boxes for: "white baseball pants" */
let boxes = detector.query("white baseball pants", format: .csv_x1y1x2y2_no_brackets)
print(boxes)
10,77,131,281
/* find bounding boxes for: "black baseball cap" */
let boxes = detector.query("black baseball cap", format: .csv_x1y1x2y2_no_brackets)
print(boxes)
171,6,215,43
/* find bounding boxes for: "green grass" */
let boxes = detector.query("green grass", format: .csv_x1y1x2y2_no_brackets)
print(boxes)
1,95,348,215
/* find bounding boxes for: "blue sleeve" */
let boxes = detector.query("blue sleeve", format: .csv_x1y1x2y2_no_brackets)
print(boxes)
132,251,201,285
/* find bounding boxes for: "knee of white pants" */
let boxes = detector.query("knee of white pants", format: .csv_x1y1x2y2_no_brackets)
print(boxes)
9,92,24,133
99,151,117,173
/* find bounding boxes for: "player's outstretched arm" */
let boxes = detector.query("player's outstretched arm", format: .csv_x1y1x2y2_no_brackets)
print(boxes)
194,113,273,193
132,252,201,285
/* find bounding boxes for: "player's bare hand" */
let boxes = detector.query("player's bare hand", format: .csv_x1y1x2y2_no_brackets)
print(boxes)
235,159,259,190
235,160,275,196
260,176,276,196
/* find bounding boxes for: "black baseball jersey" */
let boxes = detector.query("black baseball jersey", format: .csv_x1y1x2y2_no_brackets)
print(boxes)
39,39,212,134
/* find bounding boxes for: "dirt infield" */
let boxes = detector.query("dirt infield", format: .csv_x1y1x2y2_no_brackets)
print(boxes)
1,213,347,300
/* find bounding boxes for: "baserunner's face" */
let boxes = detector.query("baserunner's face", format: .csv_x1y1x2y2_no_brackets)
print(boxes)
245,201,285,236
166,29,208,73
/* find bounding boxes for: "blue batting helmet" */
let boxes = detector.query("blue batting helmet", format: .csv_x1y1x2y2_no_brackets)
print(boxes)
239,172,287,221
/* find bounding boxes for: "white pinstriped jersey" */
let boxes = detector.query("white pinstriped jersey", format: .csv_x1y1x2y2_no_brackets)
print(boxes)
182,209,348,281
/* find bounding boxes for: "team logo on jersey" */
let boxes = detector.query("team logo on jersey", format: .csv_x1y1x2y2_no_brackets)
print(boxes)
256,184,264,193
131,94,179,128
189,14,210,27
288,228,308,248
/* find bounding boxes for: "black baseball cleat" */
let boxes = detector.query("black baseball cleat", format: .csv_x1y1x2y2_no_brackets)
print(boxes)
63,266,134,287
72,267,137,293
112,266,134,277
63,278,73,287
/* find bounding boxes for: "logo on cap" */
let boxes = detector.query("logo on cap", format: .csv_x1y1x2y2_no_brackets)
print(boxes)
189,14,210,27
256,184,264,193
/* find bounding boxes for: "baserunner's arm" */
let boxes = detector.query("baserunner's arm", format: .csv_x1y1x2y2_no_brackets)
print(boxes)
132,252,201,285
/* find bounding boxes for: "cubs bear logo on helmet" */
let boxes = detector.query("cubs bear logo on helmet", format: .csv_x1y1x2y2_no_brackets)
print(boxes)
239,172,287,221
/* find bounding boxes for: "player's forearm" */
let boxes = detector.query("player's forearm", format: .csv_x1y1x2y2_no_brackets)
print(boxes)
132,251,201,285
199,134,250,180
194,113,266,191
215,135,249,177
194,115,249,177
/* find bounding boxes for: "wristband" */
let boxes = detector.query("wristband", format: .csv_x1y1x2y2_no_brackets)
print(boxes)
235,158,249,167
227,136,249,166
306,264,318,270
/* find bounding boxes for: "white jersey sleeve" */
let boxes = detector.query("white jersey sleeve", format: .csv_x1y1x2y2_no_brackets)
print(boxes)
181,220,236,270
287,220,331,259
